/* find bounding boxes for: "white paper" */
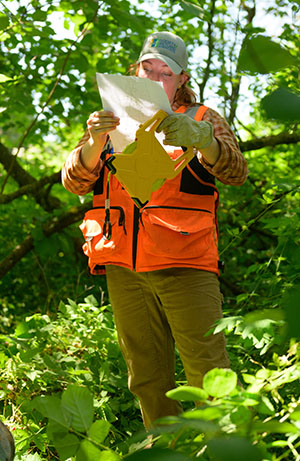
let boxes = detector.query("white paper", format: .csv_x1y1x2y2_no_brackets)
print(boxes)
96,73,173,153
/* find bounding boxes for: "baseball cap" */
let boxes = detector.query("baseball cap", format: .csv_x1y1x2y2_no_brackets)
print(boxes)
137,31,188,75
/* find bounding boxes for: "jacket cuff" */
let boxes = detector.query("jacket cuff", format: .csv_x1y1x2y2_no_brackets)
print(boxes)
73,146,102,179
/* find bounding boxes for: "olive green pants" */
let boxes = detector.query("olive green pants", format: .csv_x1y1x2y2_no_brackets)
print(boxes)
105,265,230,429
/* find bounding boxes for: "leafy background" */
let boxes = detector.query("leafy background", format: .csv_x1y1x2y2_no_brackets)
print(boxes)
0,0,299,459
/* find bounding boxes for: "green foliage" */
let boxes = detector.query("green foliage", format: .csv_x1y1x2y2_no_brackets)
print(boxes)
32,386,117,460
0,0,300,460
203,369,237,398
0,296,299,459
261,87,300,121
145,363,300,460
238,35,297,74
0,297,143,459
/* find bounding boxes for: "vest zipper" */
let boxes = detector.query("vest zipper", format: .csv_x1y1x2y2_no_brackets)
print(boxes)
132,205,140,270
141,205,212,214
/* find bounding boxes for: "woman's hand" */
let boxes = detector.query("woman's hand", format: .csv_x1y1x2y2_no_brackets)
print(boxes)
81,111,120,172
157,113,213,149
87,110,120,144
157,113,220,166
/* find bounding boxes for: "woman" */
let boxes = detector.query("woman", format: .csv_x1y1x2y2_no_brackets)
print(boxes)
62,31,248,429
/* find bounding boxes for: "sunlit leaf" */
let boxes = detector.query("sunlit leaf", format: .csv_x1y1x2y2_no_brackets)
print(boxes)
183,406,223,420
23,454,43,461
76,440,102,461
88,420,111,445
166,385,208,402
203,369,237,397
97,450,122,460
0,74,13,83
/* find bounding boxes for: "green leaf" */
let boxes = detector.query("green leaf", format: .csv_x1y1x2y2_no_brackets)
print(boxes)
180,1,205,18
32,10,48,22
258,395,275,416
238,35,296,74
76,440,102,461
230,406,252,425
0,14,9,30
61,385,94,432
207,437,263,461
166,385,208,402
88,420,111,445
213,316,243,333
203,368,237,397
54,433,80,460
269,440,289,447
183,406,223,420
97,450,122,460
46,420,69,441
244,308,285,323
253,420,299,434
32,396,72,428
261,87,300,121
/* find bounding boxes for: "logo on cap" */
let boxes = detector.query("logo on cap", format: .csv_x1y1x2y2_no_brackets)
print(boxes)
150,38,177,54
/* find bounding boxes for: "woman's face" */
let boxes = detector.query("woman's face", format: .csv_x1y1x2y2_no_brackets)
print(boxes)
138,59,187,105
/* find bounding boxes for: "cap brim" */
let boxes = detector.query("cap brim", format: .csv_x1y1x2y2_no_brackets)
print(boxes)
138,52,182,75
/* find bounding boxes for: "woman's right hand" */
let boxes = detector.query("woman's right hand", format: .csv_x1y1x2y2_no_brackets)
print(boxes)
81,111,120,172
87,110,120,144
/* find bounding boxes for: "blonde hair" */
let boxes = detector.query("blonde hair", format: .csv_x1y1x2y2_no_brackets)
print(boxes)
127,63,197,108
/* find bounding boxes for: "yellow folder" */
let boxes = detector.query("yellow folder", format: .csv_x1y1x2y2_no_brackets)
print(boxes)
106,110,194,207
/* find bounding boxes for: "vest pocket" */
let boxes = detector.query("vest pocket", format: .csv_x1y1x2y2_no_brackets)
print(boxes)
80,206,126,260
140,206,215,259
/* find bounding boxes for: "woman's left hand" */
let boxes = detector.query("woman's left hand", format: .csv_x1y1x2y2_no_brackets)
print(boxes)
157,113,213,149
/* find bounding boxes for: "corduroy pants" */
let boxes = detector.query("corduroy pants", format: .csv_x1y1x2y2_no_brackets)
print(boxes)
105,265,230,429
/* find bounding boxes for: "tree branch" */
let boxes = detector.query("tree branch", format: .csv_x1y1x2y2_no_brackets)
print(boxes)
0,201,92,279
239,131,300,152
0,171,61,205
0,142,61,210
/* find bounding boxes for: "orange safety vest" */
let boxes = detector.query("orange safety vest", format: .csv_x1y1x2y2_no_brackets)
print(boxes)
79,104,221,276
